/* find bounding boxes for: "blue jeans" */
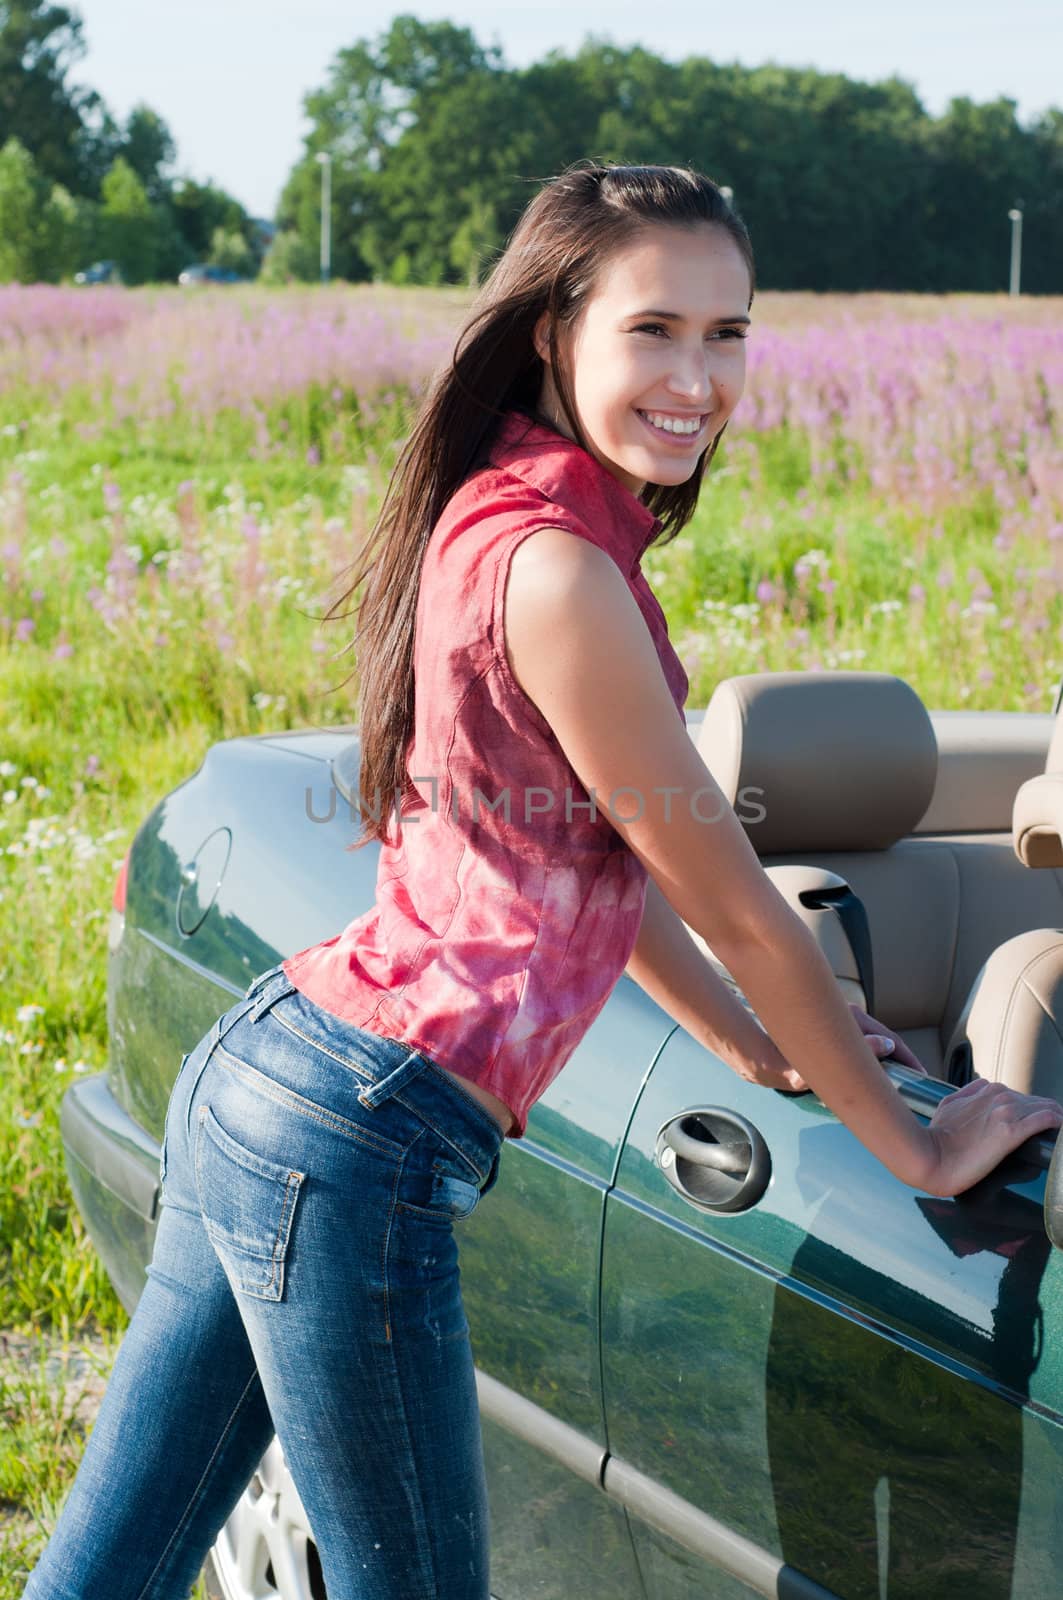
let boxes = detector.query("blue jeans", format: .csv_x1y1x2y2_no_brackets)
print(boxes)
24,963,505,1600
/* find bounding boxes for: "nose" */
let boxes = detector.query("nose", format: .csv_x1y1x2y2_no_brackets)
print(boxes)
665,342,716,405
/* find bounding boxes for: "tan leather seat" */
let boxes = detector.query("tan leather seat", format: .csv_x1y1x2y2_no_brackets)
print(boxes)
690,671,1063,1092
939,702,1063,1094
1013,706,1063,868
942,929,1063,1097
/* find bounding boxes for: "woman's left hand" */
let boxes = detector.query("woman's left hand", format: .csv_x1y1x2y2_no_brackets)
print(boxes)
848,1003,929,1075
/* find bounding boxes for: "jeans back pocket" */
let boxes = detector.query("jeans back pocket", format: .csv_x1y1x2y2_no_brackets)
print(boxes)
195,1103,305,1301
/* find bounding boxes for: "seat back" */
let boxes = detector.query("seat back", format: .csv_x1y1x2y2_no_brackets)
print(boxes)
942,929,1063,1098
694,672,1063,1081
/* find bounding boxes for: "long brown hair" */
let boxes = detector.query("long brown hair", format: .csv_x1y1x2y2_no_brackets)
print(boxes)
321,159,756,851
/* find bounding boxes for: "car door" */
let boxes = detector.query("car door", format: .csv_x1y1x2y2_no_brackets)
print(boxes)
600,1025,1063,1600
455,973,676,1600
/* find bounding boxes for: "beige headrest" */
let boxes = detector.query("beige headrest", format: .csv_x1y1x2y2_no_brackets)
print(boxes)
1013,700,1063,867
1013,774,1063,868
695,671,937,854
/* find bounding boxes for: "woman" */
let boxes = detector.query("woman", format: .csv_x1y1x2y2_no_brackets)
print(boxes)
24,161,1063,1600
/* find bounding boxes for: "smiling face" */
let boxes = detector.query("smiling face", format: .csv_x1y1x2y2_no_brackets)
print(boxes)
534,222,752,496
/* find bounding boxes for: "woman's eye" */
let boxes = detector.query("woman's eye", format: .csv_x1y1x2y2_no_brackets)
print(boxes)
632,324,749,340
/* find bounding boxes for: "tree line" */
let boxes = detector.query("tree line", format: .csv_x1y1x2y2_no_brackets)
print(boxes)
0,0,263,284
2,5,1059,292
273,15,1062,294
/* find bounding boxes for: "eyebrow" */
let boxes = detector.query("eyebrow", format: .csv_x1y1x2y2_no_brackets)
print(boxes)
626,310,752,326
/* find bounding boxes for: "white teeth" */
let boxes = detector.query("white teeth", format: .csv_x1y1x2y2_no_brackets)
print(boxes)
639,410,704,436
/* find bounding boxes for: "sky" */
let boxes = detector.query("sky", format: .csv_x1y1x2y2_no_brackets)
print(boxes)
68,1,1063,220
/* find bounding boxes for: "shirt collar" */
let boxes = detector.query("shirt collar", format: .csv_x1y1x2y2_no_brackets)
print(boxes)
486,409,663,572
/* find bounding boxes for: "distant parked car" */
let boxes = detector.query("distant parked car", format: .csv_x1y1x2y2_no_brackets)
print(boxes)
59,668,1063,1599
74,260,123,285
178,263,247,286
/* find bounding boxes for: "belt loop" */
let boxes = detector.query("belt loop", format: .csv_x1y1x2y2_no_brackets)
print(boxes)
243,961,286,1002
249,973,296,1023
357,1049,431,1109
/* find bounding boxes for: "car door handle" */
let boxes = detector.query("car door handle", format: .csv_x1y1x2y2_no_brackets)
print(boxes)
666,1119,750,1174
655,1107,772,1214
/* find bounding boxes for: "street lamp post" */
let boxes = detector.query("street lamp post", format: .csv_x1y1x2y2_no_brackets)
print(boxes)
1007,201,1023,297
315,152,332,285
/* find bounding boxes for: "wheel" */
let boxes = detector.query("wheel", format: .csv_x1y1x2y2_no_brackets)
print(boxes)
204,1435,325,1600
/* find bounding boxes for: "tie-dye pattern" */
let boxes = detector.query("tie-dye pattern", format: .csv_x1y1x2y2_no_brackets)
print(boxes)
283,409,689,1138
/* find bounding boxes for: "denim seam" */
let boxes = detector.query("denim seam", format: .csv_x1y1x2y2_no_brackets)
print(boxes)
160,1054,190,1183
212,1042,410,1159
431,1156,478,1184
381,1128,425,1343
367,1005,512,1140
183,1043,220,1140
266,1175,301,1294
390,1095,491,1184
393,1197,476,1223
132,1363,262,1600
218,991,265,1041
267,1005,395,1084
378,1259,446,1592
408,1054,510,1143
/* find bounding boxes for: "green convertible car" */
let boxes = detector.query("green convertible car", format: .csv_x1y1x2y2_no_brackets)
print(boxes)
61,668,1063,1600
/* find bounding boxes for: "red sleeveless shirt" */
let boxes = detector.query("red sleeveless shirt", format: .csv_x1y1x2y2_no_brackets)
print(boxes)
282,409,689,1138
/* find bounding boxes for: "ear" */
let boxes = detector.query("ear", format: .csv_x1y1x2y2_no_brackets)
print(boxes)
533,310,552,366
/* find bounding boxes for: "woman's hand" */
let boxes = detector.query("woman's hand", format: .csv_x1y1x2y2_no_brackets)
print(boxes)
733,1052,810,1094
847,1003,929,1075
923,1076,1063,1196
847,1007,1063,1193
738,1003,929,1094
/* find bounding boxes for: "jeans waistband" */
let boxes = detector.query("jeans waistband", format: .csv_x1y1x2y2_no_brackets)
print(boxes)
241,962,504,1192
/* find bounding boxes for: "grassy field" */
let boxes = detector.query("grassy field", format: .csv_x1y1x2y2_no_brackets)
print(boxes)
1,282,1061,1593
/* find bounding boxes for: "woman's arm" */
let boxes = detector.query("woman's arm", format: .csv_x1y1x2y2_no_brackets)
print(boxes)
503,528,1063,1197
625,874,806,1091
626,876,923,1085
